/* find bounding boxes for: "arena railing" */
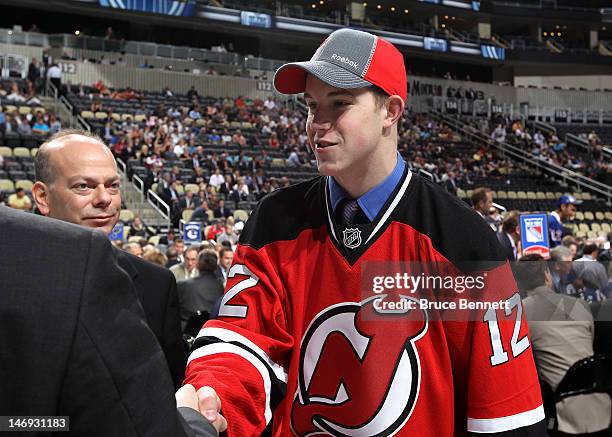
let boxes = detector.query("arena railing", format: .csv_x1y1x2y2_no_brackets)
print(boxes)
115,157,127,175
431,110,612,205
146,189,171,226
132,174,146,203
566,133,612,159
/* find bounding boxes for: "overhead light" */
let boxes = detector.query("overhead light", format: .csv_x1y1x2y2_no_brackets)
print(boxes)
444,15,449,19
363,1,367,5
319,0,324,4
404,8,409,13
7,30,12,35
441,24,446,28
311,3,316,7
555,25,560,29
391,6,395,11
377,4,381,9
75,30,81,36
603,26,607,31
543,32,547,36
557,32,561,36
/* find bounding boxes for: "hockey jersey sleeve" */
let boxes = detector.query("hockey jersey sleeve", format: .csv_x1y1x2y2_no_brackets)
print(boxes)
184,242,293,437
462,261,545,435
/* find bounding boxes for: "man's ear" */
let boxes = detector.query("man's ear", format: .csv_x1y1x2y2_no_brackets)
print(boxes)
31,181,51,216
383,95,405,129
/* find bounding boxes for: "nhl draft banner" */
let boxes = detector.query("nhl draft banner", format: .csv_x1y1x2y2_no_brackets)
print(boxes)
520,214,550,259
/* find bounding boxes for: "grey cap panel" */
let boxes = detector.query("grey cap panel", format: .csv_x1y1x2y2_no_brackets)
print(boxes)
314,28,377,78
298,61,373,90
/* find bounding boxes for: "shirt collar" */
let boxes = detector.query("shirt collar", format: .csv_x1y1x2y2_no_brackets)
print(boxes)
329,152,405,222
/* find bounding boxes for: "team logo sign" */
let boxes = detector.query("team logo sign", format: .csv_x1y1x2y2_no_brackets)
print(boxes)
342,228,362,249
291,296,428,436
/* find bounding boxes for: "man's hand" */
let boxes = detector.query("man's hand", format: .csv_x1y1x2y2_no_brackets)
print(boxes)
176,384,228,433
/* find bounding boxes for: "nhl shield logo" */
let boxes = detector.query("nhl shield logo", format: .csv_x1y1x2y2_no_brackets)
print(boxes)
342,228,362,249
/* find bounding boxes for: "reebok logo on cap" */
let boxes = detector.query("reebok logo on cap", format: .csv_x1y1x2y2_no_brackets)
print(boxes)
330,53,359,69
273,28,407,104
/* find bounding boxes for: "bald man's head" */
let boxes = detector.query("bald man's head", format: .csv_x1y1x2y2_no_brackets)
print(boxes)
32,129,121,234
35,129,111,185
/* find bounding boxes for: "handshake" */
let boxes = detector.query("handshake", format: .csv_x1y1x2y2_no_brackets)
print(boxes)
176,385,228,434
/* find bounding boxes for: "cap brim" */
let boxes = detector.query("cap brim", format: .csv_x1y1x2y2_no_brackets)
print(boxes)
274,61,372,95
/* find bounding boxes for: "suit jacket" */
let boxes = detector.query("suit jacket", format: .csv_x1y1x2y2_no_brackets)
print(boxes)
179,197,200,211
496,231,516,261
171,263,199,282
213,207,231,219
573,257,609,291
177,272,224,331
0,206,216,437
115,249,185,388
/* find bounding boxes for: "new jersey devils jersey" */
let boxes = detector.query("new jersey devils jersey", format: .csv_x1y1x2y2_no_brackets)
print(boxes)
184,169,545,437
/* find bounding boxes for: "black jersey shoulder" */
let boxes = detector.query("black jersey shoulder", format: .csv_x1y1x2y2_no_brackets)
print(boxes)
239,176,327,250
394,173,507,270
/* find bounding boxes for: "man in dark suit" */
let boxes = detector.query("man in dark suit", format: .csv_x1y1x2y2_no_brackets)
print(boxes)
213,199,231,219
179,189,200,211
177,250,225,331
496,211,520,261
0,206,224,436
31,129,185,387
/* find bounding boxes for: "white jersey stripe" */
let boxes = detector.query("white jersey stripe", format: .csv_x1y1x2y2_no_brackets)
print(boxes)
187,342,274,425
195,326,288,383
467,405,545,433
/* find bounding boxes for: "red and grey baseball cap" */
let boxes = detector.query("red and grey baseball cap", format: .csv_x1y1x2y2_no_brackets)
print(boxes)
274,28,407,104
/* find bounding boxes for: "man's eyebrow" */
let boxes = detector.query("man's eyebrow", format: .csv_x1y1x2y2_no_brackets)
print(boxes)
68,175,121,184
304,90,355,100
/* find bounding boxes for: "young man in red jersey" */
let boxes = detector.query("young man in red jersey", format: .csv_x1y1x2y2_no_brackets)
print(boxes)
185,28,546,437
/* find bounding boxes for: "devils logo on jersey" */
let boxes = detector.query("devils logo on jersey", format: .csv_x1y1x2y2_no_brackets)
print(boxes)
290,295,428,436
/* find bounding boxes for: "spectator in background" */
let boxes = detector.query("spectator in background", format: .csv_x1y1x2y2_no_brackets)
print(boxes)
573,243,609,298
230,177,249,202
32,113,50,135
549,246,576,295
561,236,578,259
16,115,32,135
128,215,148,238
177,249,224,331
165,244,179,268
143,248,168,267
215,247,234,286
442,170,458,196
123,241,143,258
471,187,496,230
191,201,211,223
516,254,611,435
170,246,199,281
46,62,62,94
213,199,231,219
179,190,199,211
548,194,580,248
7,82,25,103
48,113,61,135
497,211,520,261
7,188,32,211
209,169,224,188
27,57,41,92
216,221,238,248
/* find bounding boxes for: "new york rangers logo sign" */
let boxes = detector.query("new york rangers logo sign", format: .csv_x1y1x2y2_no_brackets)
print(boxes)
342,228,361,249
